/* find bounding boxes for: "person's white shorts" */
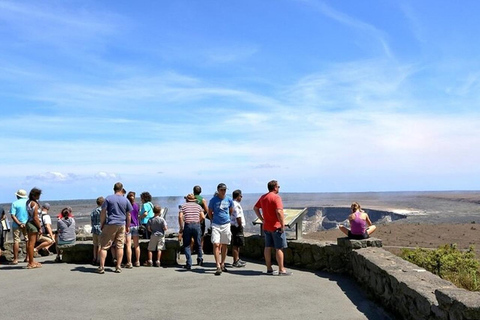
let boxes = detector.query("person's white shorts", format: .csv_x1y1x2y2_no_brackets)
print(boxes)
211,223,231,245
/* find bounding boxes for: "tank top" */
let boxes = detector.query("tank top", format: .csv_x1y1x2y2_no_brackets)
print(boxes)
26,200,38,222
350,211,367,235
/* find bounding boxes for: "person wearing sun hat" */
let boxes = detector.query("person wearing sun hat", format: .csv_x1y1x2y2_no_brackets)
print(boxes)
9,189,29,265
178,193,205,270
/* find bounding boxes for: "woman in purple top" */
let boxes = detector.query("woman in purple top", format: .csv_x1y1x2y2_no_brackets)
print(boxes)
125,191,141,268
339,202,377,239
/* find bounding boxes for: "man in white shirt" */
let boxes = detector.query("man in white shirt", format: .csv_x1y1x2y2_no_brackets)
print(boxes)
34,203,55,254
231,189,246,267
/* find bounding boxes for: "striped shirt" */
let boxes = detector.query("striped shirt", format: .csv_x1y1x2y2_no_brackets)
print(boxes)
180,202,203,224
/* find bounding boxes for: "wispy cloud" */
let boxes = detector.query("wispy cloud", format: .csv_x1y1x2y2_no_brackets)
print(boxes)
300,0,394,59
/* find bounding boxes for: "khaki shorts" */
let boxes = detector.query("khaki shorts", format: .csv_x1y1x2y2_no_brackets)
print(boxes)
37,234,54,244
13,226,27,243
92,233,100,246
147,235,166,251
99,225,125,250
211,223,231,245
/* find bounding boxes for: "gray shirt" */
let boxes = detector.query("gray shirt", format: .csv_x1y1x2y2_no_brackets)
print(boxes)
148,216,167,237
57,217,76,242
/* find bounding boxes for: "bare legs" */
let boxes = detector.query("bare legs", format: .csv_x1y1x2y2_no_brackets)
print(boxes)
125,234,132,265
133,236,140,266
264,247,286,273
213,243,227,268
26,232,39,268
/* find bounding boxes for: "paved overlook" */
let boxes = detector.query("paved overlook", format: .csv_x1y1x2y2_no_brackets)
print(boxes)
0,254,392,320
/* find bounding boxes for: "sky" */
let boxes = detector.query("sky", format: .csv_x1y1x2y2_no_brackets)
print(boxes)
1,0,480,202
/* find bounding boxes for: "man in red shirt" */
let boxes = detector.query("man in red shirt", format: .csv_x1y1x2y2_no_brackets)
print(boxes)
253,180,292,276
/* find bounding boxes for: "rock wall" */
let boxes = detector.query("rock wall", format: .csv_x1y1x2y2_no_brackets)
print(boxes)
242,236,480,320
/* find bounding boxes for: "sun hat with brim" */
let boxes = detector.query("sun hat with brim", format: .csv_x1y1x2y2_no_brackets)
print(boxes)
15,189,27,198
184,194,197,202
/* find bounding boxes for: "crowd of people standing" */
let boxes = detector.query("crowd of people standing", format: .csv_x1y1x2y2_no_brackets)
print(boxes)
0,179,377,276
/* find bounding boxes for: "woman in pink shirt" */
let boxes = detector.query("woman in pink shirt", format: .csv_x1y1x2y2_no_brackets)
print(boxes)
339,202,377,239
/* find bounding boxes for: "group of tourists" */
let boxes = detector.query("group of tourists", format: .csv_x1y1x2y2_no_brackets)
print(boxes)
1,179,376,276
2,188,76,269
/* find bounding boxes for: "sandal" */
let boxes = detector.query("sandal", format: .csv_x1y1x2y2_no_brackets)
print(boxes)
143,260,153,267
134,262,140,267
125,262,133,269
26,263,42,269
97,267,105,274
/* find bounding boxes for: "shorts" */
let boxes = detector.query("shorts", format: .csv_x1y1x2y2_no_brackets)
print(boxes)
147,234,166,251
37,234,54,244
92,233,100,246
230,225,244,247
348,230,369,240
57,239,75,249
211,223,231,245
264,230,287,249
13,226,27,243
128,225,139,237
99,224,126,250
26,222,39,234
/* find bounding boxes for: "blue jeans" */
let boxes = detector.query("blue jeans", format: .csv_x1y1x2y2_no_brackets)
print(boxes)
182,223,203,267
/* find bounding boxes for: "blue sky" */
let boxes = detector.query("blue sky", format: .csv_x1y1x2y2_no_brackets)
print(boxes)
1,0,479,202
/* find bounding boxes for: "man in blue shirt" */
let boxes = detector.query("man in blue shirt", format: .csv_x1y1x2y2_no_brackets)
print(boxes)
98,182,132,274
208,183,233,276
10,189,28,265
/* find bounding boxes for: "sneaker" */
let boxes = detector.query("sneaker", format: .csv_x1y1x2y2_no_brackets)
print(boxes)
238,259,247,266
155,260,160,267
97,267,105,274
185,264,191,270
115,267,122,273
134,262,140,267
266,269,275,275
197,258,203,266
125,263,133,269
54,256,62,263
214,267,222,276
221,265,228,273
232,260,246,268
275,270,293,276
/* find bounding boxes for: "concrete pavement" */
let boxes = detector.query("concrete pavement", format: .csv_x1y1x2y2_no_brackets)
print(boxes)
0,254,393,320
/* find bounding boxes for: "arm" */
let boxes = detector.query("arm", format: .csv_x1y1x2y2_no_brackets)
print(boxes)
45,223,55,240
100,207,106,230
202,199,208,213
207,207,213,221
126,211,131,233
178,210,184,233
140,204,148,219
253,206,263,222
10,204,22,226
276,208,285,232
199,209,205,222
365,214,373,227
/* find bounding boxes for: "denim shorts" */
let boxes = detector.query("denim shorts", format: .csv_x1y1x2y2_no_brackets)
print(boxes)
264,230,287,249
128,225,139,237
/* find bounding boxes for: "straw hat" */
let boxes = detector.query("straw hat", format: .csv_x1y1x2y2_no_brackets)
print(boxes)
15,189,27,198
185,194,197,202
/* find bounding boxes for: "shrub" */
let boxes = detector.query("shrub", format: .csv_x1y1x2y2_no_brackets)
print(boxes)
400,244,480,291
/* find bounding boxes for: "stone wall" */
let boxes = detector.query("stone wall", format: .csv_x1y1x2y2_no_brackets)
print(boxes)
242,235,480,320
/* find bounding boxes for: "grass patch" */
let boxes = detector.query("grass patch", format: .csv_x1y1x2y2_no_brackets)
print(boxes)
400,244,480,291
